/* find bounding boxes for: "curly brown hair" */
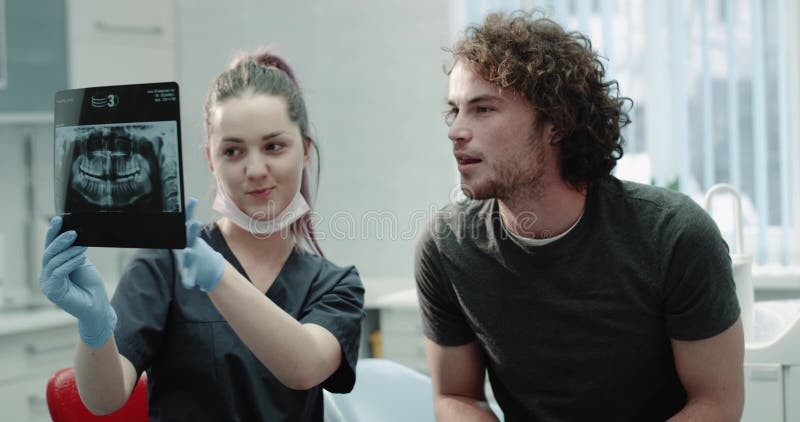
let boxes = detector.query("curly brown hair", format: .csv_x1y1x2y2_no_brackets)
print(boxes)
449,10,632,190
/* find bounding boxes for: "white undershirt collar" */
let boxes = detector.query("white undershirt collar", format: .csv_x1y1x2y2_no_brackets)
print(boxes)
500,207,585,247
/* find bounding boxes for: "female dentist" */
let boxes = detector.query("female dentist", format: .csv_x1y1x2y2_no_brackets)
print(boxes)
39,51,365,422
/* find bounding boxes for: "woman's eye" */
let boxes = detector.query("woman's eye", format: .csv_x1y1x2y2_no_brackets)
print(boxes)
265,143,284,152
223,148,241,157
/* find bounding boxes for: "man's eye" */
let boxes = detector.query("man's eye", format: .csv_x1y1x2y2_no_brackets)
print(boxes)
443,109,457,126
476,106,493,113
265,143,284,152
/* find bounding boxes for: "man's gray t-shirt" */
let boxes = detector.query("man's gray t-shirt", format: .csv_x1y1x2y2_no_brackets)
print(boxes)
414,175,740,421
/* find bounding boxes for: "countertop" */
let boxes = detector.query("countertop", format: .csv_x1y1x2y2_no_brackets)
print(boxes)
0,276,415,336
0,306,75,337
363,277,416,309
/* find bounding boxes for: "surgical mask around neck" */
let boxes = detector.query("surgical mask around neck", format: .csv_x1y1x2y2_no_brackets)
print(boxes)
212,178,310,237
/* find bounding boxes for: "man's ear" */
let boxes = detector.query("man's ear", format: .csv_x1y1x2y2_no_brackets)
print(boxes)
547,124,563,146
204,144,214,173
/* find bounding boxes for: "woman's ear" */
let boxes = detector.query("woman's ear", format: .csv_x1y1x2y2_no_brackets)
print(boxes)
204,144,215,173
303,137,312,167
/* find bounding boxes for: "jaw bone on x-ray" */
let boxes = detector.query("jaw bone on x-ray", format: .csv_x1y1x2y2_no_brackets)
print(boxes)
60,123,180,212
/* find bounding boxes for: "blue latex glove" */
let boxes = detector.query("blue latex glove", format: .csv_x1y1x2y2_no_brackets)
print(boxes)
39,217,117,349
176,198,225,292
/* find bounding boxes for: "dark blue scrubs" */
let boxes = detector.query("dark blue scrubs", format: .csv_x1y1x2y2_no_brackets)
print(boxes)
110,222,365,421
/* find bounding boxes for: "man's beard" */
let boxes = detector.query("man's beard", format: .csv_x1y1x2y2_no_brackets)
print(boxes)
461,132,547,201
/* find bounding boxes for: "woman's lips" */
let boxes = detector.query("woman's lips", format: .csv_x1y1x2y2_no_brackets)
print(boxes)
247,187,274,199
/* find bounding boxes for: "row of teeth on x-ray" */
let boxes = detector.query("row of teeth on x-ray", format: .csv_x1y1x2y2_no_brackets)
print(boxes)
79,155,141,181
77,175,144,197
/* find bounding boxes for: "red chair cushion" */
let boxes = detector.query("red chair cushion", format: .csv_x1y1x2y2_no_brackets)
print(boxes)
46,367,148,422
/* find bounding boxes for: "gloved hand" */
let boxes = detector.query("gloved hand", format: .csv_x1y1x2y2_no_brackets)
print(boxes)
39,218,117,349
176,198,225,292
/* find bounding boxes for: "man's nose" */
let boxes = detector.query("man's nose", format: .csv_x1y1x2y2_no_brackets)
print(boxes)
448,117,472,144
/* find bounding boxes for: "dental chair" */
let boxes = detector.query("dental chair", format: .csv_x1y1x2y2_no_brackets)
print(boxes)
46,367,148,421
324,358,503,422
324,358,436,422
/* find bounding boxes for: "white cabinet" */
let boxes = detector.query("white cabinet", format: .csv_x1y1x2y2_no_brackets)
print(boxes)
375,289,429,375
66,0,177,88
0,310,77,422
379,306,428,374
785,366,800,422
373,288,498,406
743,300,800,421
742,364,784,421
0,376,55,422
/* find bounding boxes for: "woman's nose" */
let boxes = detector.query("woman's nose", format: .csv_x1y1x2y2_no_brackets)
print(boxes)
244,155,269,179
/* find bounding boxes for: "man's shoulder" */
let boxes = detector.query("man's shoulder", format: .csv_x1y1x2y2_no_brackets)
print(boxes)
596,176,718,238
420,199,493,245
414,199,494,266
600,176,683,207
600,177,704,217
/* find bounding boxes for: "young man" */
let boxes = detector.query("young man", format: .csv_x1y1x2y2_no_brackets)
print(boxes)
415,11,744,422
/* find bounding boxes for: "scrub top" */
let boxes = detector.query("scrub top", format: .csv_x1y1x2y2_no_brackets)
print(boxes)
110,222,365,422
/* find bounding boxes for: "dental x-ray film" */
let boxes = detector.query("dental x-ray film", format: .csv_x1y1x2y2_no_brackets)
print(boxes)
53,82,186,248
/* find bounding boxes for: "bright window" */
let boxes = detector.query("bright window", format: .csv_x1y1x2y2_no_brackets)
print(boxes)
454,0,800,270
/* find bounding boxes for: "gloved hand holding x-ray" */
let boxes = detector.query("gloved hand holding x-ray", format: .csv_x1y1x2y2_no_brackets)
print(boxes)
175,197,225,292
39,198,225,349
39,217,117,349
